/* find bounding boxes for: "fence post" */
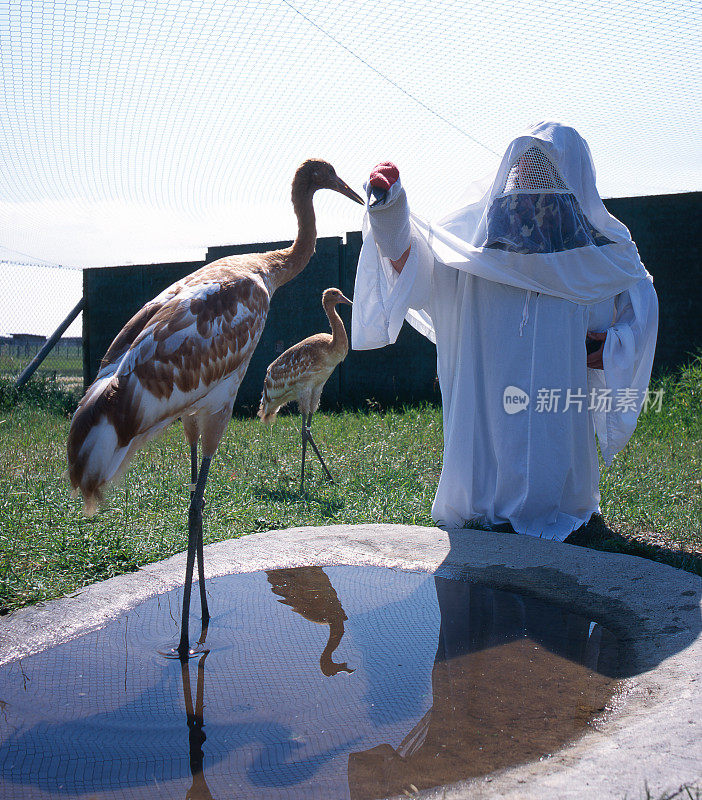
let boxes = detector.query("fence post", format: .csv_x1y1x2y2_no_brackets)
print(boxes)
15,298,84,389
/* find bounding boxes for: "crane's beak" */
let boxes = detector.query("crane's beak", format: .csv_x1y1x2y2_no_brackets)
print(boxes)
338,292,353,305
332,177,365,205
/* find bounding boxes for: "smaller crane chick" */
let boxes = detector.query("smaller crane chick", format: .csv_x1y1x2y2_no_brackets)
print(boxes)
258,287,351,489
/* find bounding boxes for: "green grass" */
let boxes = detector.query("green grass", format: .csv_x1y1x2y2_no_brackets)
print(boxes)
625,782,701,800
0,374,81,416
0,356,700,615
595,353,702,567
0,392,442,613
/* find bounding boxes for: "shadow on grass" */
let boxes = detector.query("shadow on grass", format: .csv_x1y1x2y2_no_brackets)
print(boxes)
565,515,702,577
255,486,345,516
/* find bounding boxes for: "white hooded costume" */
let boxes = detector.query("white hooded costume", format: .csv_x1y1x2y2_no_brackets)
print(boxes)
352,122,658,540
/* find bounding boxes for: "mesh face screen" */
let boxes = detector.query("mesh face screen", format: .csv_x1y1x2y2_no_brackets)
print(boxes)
504,147,569,192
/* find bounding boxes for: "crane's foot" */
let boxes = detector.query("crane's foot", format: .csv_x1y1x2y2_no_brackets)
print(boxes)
160,643,199,661
160,620,210,660
161,648,204,661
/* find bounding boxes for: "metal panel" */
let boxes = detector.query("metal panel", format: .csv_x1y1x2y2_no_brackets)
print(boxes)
82,261,204,386
603,192,702,371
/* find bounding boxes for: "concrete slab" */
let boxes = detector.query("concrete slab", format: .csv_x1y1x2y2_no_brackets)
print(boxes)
1,524,700,799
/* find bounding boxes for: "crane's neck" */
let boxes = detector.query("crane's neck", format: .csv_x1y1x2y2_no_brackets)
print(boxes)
265,184,317,293
325,301,349,354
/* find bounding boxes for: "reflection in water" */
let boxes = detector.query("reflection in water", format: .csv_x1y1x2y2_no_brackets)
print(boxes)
181,650,213,800
347,578,619,800
266,567,355,677
0,566,623,800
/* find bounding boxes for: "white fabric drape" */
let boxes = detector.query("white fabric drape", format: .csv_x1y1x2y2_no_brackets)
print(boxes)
352,121,658,540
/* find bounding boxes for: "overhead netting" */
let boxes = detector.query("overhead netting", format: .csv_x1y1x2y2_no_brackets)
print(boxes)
0,0,700,341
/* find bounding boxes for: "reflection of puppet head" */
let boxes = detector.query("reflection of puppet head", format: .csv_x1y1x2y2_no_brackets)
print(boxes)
266,567,354,677
480,145,613,255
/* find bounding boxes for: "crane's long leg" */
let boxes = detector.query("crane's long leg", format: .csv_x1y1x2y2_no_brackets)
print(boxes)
179,454,212,660
304,413,334,484
300,413,309,491
190,443,198,496
190,444,210,634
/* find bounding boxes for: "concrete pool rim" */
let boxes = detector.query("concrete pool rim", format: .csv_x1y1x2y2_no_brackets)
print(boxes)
1,523,700,799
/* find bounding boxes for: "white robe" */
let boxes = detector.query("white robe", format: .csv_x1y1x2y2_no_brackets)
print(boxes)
352,122,658,541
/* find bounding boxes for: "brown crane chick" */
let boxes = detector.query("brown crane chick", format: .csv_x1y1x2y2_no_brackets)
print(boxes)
258,287,351,489
66,161,363,660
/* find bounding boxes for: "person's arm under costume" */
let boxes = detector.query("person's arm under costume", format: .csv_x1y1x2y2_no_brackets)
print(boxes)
588,279,659,464
352,162,435,350
367,162,412,273
585,331,607,369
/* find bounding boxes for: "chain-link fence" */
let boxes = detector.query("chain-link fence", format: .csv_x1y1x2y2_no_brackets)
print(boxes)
0,261,83,391
1,0,700,395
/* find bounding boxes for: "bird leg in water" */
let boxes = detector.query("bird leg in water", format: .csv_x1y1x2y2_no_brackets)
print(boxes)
181,649,214,799
179,454,212,660
301,413,334,490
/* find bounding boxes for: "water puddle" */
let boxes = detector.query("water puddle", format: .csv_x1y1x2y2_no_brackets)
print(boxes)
0,565,620,799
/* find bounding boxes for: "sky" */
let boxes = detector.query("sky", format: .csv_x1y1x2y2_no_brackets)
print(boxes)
0,0,700,336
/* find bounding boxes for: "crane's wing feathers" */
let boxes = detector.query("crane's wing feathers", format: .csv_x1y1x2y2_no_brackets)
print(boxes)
98,280,188,372
261,338,335,412
273,339,335,381
128,277,268,401
79,276,270,454
67,272,271,511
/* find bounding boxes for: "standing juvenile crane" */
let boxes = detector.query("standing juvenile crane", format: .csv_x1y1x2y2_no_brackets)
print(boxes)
66,160,363,659
258,287,351,489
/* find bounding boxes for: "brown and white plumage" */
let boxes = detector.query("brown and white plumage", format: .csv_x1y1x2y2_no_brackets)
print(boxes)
67,264,270,515
258,288,351,423
68,268,272,514
66,159,363,658
68,164,361,514
258,288,351,488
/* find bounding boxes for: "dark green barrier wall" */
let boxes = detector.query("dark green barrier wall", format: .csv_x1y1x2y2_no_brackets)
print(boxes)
83,234,439,411
604,192,701,372
83,192,700,408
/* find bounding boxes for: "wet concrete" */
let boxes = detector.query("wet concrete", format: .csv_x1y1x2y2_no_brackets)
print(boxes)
0,524,700,799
